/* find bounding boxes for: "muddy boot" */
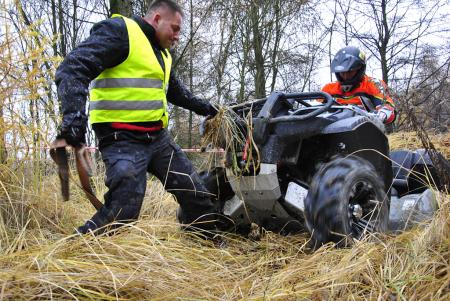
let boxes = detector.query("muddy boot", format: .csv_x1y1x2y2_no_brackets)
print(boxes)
74,220,102,235
176,208,219,238
215,213,236,232
178,208,235,241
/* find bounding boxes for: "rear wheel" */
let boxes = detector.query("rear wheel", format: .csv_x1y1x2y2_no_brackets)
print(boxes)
304,156,389,248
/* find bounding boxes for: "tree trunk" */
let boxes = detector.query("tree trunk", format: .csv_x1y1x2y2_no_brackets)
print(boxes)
270,0,281,92
51,0,58,56
188,0,194,147
58,0,66,56
250,4,266,99
72,0,78,49
0,109,7,164
380,0,390,84
109,0,133,17
238,23,250,103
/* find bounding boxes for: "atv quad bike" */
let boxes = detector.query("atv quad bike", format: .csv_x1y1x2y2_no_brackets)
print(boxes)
195,91,444,247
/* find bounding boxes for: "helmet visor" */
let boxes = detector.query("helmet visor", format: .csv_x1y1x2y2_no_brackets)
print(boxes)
331,53,364,73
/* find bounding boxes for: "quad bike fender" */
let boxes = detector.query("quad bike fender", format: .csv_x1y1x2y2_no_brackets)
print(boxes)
320,118,392,196
321,116,384,135
391,149,450,195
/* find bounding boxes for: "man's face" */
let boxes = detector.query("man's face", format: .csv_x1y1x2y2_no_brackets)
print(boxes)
338,69,358,81
153,9,182,49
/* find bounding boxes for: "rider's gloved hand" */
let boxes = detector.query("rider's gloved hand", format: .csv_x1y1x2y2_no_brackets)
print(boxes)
375,106,394,124
57,111,87,147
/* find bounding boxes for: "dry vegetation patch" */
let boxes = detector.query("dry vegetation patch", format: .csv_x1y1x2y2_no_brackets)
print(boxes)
389,131,450,159
0,132,449,300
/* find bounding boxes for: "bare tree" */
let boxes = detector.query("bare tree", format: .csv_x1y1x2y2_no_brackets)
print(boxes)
334,0,446,85
188,0,194,147
403,46,450,131
210,0,318,101
4,0,109,149
109,0,133,16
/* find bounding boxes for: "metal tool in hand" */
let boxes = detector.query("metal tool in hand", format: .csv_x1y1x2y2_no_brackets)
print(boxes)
49,138,103,210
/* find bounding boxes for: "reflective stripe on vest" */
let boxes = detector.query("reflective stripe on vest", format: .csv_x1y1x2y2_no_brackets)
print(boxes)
90,100,164,110
89,15,172,127
91,78,163,89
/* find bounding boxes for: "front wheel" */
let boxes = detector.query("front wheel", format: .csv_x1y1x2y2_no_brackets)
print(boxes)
304,156,389,248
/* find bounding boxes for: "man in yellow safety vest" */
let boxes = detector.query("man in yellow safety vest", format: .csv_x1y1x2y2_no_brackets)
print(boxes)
55,0,222,236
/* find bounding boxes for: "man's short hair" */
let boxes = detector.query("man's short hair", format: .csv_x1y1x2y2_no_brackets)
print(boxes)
147,0,184,17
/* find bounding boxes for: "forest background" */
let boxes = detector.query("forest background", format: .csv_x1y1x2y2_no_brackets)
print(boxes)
0,0,449,155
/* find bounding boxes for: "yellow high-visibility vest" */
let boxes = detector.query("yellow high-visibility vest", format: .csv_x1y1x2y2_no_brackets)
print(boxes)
89,15,171,127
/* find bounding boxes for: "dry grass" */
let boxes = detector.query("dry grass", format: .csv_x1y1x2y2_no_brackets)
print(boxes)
389,131,450,159
201,107,260,175
0,132,449,300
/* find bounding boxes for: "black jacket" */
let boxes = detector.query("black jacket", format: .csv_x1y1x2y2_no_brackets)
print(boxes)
55,16,215,135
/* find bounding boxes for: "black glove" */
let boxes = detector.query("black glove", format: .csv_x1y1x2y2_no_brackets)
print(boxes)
207,104,218,117
199,114,215,137
57,111,87,147
198,104,218,136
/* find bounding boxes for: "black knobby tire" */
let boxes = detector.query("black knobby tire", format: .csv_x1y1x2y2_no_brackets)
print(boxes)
304,156,389,248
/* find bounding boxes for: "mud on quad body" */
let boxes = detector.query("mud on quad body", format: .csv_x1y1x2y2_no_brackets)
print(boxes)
197,92,426,247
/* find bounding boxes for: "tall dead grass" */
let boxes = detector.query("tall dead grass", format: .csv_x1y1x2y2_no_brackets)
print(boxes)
389,131,450,159
0,132,448,300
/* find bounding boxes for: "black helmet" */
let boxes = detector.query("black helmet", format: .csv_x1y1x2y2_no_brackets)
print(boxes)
331,46,366,92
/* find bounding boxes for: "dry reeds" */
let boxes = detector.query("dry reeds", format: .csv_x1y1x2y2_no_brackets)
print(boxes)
389,131,450,159
0,130,448,300
201,106,260,175
0,181,448,300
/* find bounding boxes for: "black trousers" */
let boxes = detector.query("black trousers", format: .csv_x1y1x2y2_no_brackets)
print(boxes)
78,129,217,233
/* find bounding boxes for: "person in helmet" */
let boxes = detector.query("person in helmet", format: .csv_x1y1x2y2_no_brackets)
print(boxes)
322,46,396,125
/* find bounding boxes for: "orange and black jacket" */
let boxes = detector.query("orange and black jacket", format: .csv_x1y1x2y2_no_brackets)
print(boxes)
322,75,396,124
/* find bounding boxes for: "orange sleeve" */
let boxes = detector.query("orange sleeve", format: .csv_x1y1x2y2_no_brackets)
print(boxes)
321,83,334,102
367,77,396,123
367,78,395,108
322,83,330,93
322,82,338,94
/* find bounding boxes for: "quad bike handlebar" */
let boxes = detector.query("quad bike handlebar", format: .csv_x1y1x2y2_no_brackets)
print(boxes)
266,91,334,123
253,91,334,144
200,91,383,142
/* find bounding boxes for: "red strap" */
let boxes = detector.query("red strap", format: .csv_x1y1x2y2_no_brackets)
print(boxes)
111,122,162,132
243,137,250,161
